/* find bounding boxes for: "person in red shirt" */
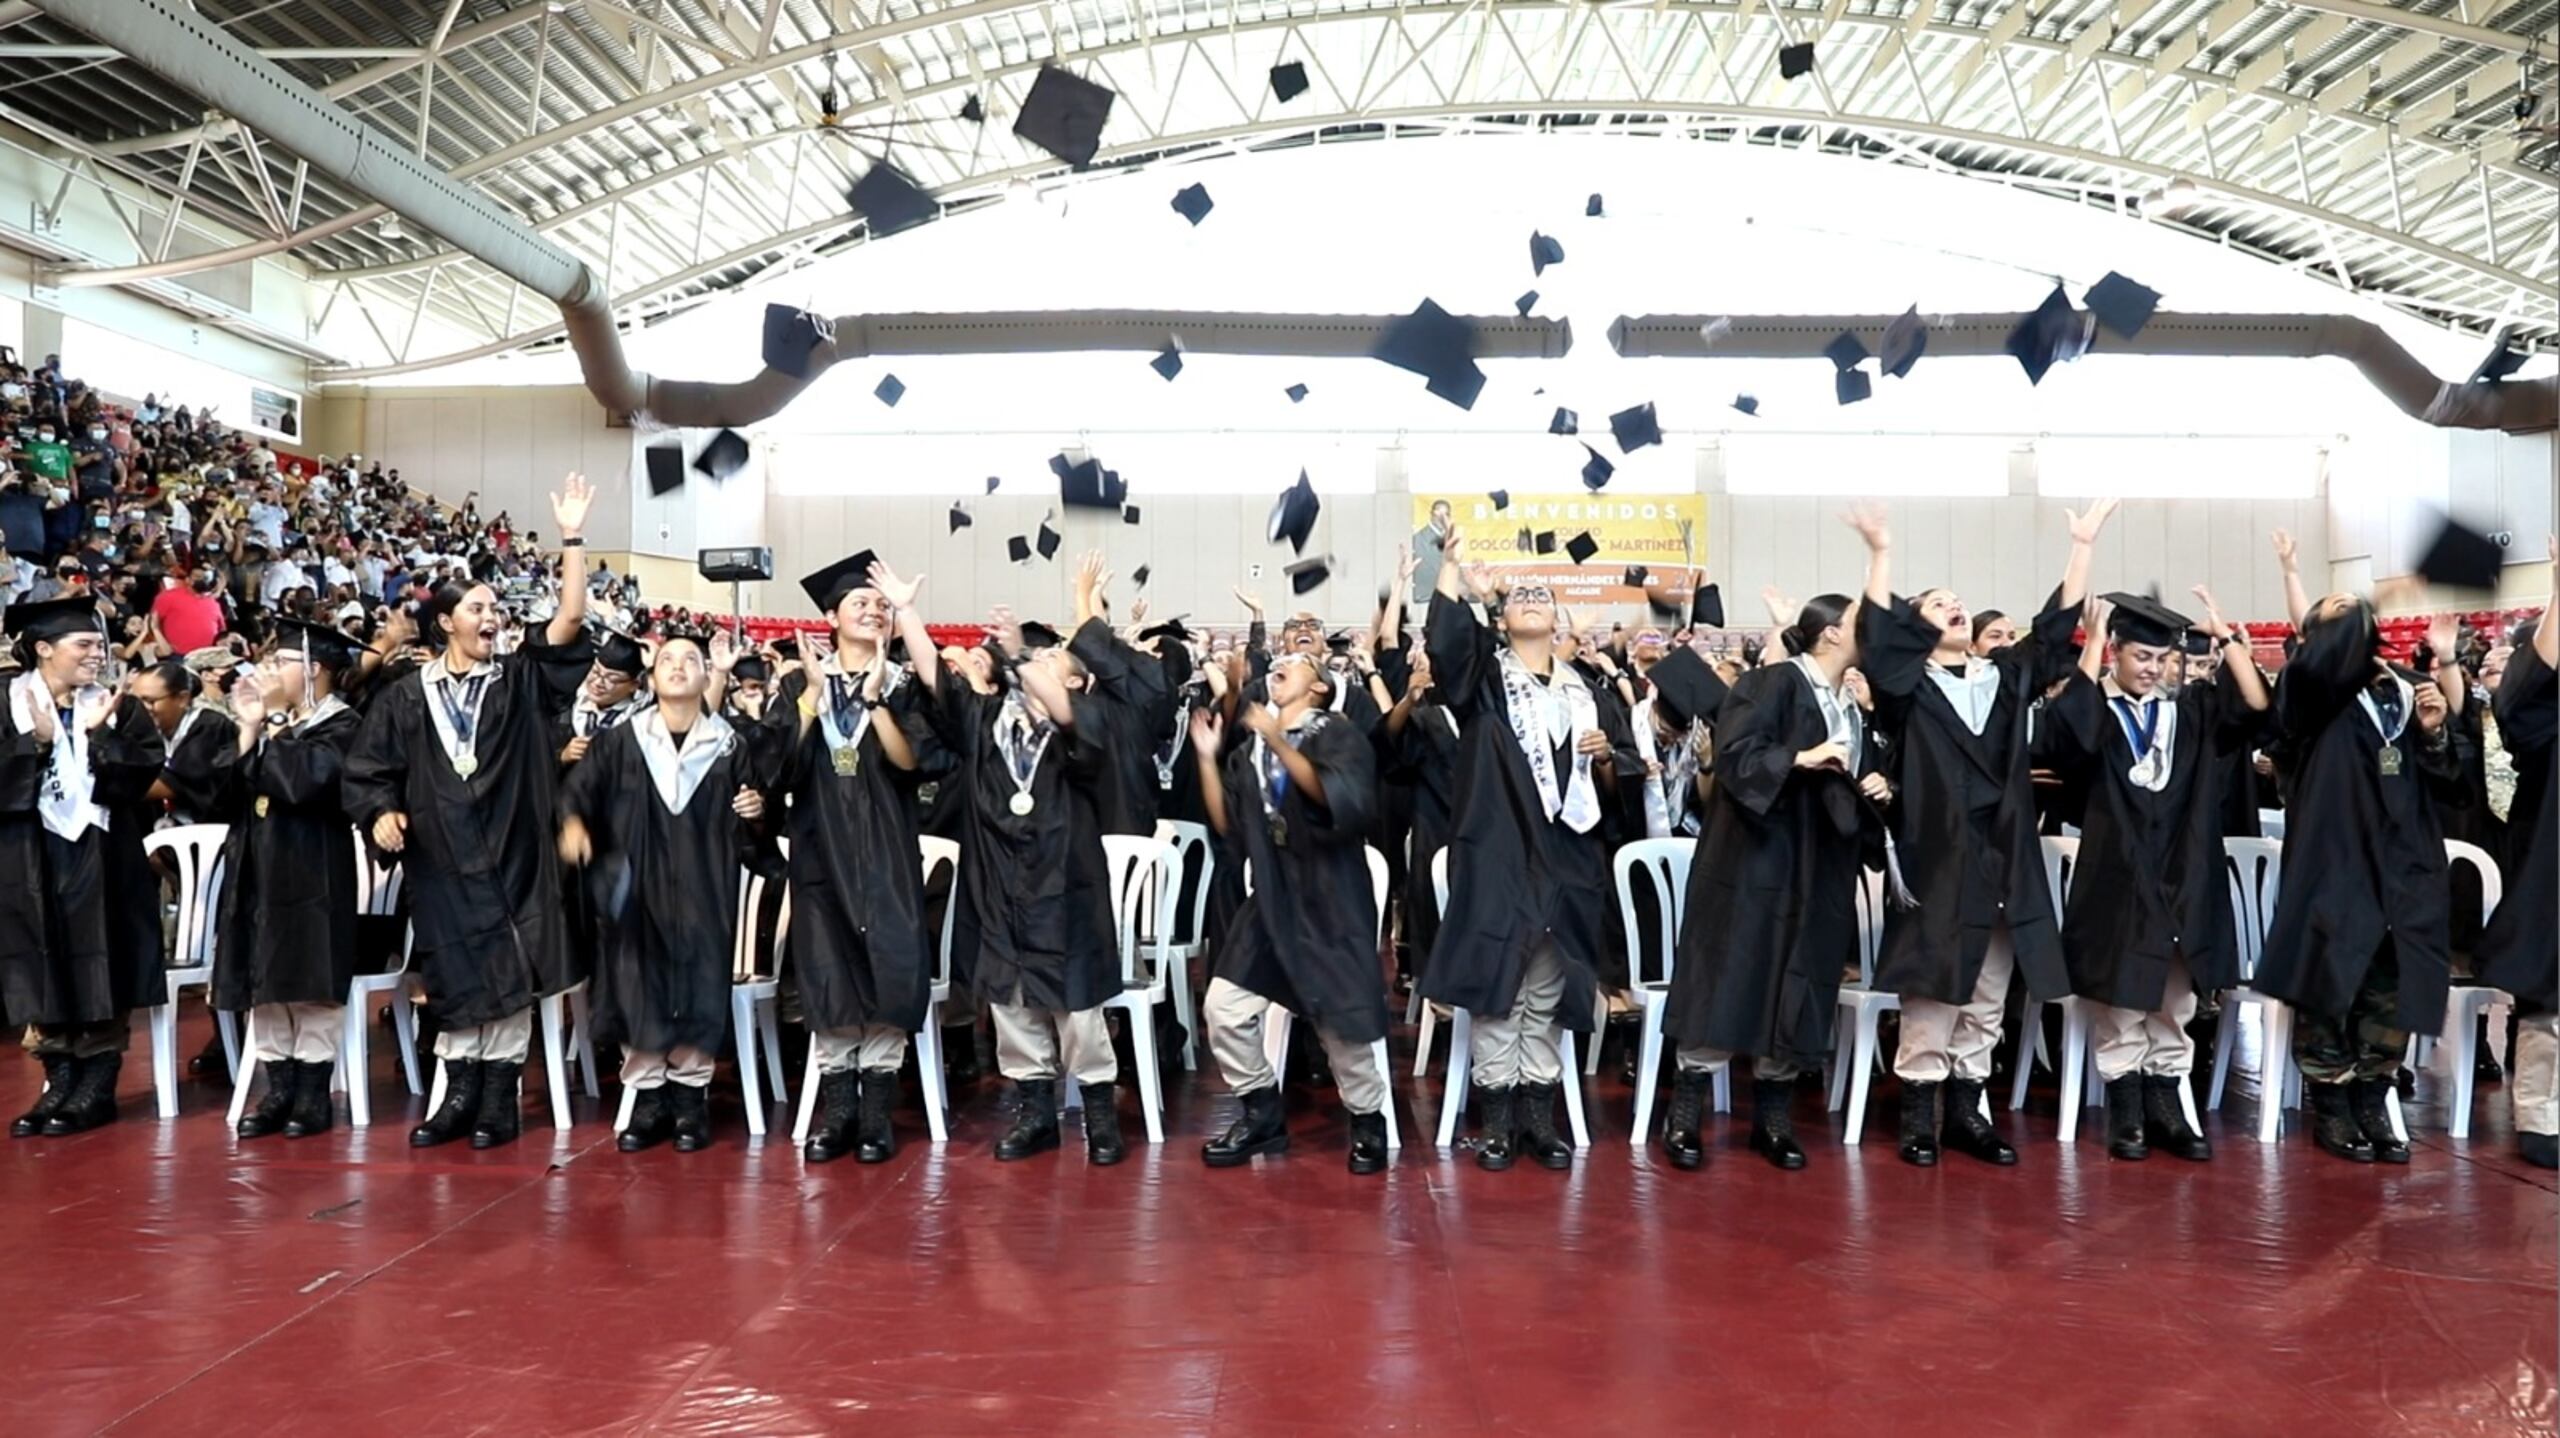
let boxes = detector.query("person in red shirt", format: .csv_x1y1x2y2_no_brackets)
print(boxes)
151,566,227,655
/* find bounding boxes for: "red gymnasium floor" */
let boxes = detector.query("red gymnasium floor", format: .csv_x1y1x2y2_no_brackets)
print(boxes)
4,1011,2552,1438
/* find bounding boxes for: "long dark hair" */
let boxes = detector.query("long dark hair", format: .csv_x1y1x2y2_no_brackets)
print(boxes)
1783,594,1854,657
417,578,490,647
2294,594,2378,674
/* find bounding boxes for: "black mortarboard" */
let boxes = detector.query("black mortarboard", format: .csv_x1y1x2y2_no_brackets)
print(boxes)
1019,620,1064,650
1059,456,1127,510
2084,272,2160,341
2102,591,2192,649
2415,513,2504,590
1170,182,1214,225
1270,60,1309,102
874,373,906,407
1139,618,1190,643
2007,284,2093,385
1013,65,1114,168
1691,581,1725,628
1150,344,1184,381
1580,444,1614,490
593,630,646,677
1880,306,1928,378
1515,290,1539,317
848,162,937,238
1585,193,1604,217
1373,299,1483,411
1132,565,1151,588
1036,519,1062,560
1326,630,1354,655
1267,470,1320,552
800,550,881,612
271,615,362,671
1514,527,1535,554
1286,555,1331,594
1121,504,1141,525
986,475,1002,494
1534,530,1559,555
2469,325,2528,385
1822,331,1869,370
1623,565,1650,588
1285,383,1308,403
731,655,771,684
959,93,986,124
1609,401,1662,452
1488,488,1510,511
1836,368,1873,405
1565,531,1599,565
1778,41,1815,79
644,443,685,496
1648,646,1723,728
1732,394,1759,417
693,428,749,480
760,303,833,378
1550,407,1579,436
1007,535,1032,563
948,503,972,533
1530,231,1566,275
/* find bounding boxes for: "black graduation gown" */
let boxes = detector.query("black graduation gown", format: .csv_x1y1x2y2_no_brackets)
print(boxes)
1664,663,1873,1067
162,707,239,824
2044,670,2257,1010
1858,597,2075,1005
1210,712,1390,1044
2209,681,2276,838
340,639,593,1028
767,666,943,1035
553,699,642,988
2254,626,2468,1032
561,715,770,1055
939,675,1120,1012
1387,698,1461,983
1416,595,1615,1033
0,692,165,1027
2475,645,2555,1014
211,705,361,1011
2438,689,2506,960
1069,617,1171,837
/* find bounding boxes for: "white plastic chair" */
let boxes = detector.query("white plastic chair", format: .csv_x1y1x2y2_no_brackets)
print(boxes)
225,833,422,1129
2210,837,2299,1143
1609,838,1725,1149
2011,838,2104,1137
425,982,595,1134
143,824,240,1118
2433,840,2509,1140
1428,847,1591,1151
791,837,958,1146
1828,867,1901,1144
1151,818,1214,1071
2256,808,2286,840
1056,835,1177,1143
1249,845,1402,1152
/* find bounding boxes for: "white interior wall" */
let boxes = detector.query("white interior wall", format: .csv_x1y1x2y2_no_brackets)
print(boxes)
360,386,635,553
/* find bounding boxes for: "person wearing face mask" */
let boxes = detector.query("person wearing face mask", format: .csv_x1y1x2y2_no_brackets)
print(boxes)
23,423,72,490
1419,523,1628,1172
341,476,598,1151
2,596,167,1137
151,565,228,657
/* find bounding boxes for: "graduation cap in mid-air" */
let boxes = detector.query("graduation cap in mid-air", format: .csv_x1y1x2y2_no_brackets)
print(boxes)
873,374,906,407
1880,306,1928,379
1550,407,1579,436
1647,646,1725,729
2084,272,2161,340
800,550,882,613
1057,456,1127,511
1285,554,1332,595
760,304,833,378
1013,64,1115,168
2468,325,2529,386
1609,402,1663,453
1580,444,1615,490
848,163,938,238
1585,193,1605,218
1530,231,1566,275
1778,41,1816,79
1822,331,1870,371
1150,344,1185,381
2006,284,2095,386
1006,535,1032,564
1623,565,1651,589
1732,394,1760,417
693,428,750,481
1121,504,1142,525
1533,531,1559,556
1285,383,1309,403
1564,532,1599,565
1691,582,1726,628
1268,470,1320,553
959,93,986,124
2414,512,2506,590
1488,488,1511,512
1372,299,1484,411
1515,290,1540,317
1269,61,1310,102
1018,621,1065,650
1836,368,1874,406
1170,182,1214,226
948,504,972,534
643,443,685,497
1132,565,1152,589
1036,518,1062,561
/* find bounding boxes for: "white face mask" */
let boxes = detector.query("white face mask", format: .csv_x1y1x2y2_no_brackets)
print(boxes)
0,383,20,399
88,429,106,441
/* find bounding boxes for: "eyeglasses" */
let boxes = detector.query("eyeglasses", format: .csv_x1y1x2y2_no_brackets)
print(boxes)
1506,585,1555,606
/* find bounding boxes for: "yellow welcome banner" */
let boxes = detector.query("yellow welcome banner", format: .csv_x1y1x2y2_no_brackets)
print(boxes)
1412,492,1702,605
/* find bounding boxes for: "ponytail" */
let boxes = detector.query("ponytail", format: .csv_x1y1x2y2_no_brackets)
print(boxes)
1785,594,1853,657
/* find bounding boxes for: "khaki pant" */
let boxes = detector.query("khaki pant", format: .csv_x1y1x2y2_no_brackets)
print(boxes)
1471,934,1569,1088
813,1023,910,1074
620,1044,715,1090
2092,953,2200,1081
2516,1012,2558,1139
1675,1045,1801,1082
248,1002,343,1065
23,1020,132,1059
1895,927,2014,1084
1202,976,1388,1115
434,1008,533,1064
991,1002,1115,1086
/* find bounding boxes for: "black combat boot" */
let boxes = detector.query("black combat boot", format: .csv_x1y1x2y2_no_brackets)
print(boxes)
238,1061,298,1140
2350,1075,2410,1164
1659,1068,1709,1171
618,1086,671,1152
411,1059,482,1147
1897,1080,1941,1167
468,1059,523,1149
993,1079,1060,1160
1202,1085,1290,1167
1516,1082,1574,1171
1939,1077,2017,1166
284,1058,336,1138
2142,1075,2211,1161
2308,1081,2375,1163
13,1053,76,1138
855,1068,900,1163
2104,1075,2150,1161
1748,1077,1807,1171
668,1083,712,1153
802,1070,861,1163
1474,1086,1520,1172
2521,1132,2557,1170
1080,1082,1126,1165
41,1052,122,1136
1346,1110,1390,1175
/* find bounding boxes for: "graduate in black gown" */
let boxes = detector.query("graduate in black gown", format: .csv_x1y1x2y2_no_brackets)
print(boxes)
131,660,235,826
1,597,164,1137
554,631,647,1009
1379,622,1458,996
2474,546,2555,1167
2042,590,2269,1163
1662,550,1882,1171
342,474,598,1151
1419,525,1625,1172
1190,652,1393,1173
561,635,774,1154
2253,585,2469,1164
764,552,944,1164
1066,552,1172,837
1854,499,2103,1168
216,620,364,1139
939,606,1129,1165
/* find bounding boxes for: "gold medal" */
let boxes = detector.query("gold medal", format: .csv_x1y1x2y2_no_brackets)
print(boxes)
1009,791,1035,817
254,796,270,819
454,753,479,779
2379,745,2403,777
832,747,859,776
1269,815,1289,848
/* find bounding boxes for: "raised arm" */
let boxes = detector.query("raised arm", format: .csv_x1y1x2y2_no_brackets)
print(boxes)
1189,707,1230,836
2538,535,2558,670
870,559,939,694
2077,594,2112,683
1845,503,1892,607
544,472,592,648
2193,585,2268,713
2272,529,2312,629
2057,498,2117,611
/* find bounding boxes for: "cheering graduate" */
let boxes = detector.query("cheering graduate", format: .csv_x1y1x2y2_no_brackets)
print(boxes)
561,636,774,1154
2252,584,2469,1164
1066,553,1175,836
343,474,598,1151
216,620,365,1139
1621,645,1728,842
131,659,236,825
1661,519,1880,1172
2474,541,2555,1167
765,552,945,1164
1855,499,2106,1167
941,606,1129,1165
2043,590,2269,1162
1420,524,1624,1172
1,596,165,1137
1190,651,1394,1173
